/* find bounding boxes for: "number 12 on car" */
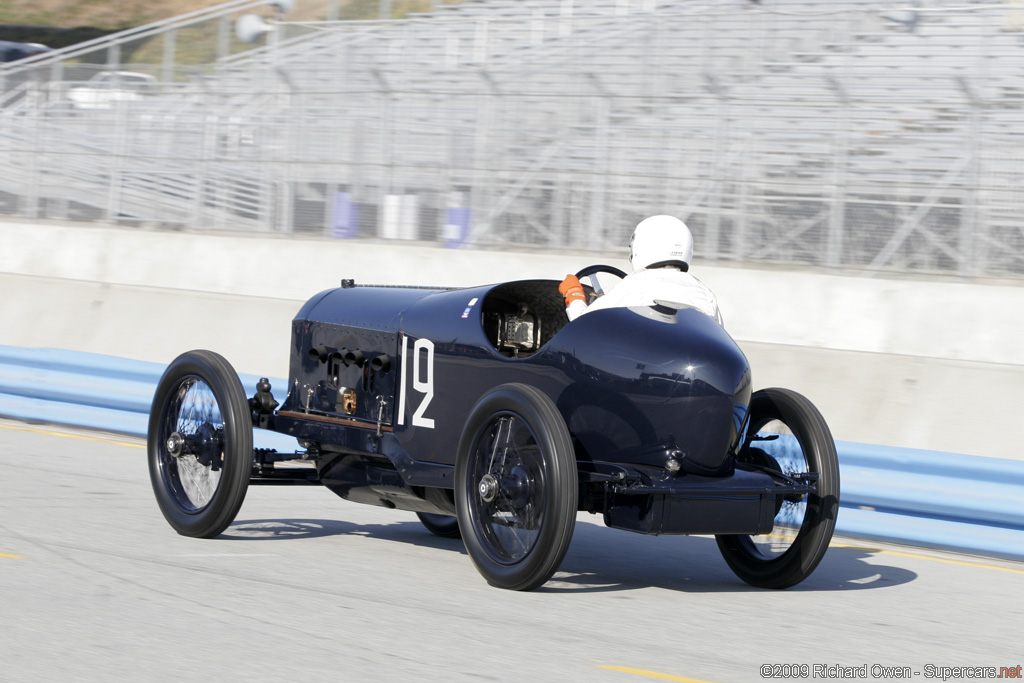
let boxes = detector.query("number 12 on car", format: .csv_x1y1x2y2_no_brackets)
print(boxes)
397,336,435,429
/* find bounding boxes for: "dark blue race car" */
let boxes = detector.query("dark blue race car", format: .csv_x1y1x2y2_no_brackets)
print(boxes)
147,266,839,591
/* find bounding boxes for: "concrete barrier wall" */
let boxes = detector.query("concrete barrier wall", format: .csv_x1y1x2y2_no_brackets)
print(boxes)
2,219,1023,459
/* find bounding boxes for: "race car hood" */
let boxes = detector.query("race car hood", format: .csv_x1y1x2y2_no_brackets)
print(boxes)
295,283,455,331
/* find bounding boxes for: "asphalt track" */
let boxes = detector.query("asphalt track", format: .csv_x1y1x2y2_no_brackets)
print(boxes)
1,418,1021,683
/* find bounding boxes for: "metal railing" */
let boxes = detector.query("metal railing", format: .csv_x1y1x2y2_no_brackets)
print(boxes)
3,343,1023,560
3,0,1024,278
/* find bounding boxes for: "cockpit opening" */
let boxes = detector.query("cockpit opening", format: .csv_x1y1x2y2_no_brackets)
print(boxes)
481,280,573,357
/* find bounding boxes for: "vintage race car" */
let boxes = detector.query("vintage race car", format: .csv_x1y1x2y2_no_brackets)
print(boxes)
147,266,840,591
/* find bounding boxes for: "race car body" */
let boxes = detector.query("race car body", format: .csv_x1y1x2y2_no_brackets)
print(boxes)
148,269,839,591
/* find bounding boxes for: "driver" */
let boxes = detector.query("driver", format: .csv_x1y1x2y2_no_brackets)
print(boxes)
559,215,723,325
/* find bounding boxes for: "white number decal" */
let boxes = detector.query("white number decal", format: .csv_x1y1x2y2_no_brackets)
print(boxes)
398,336,435,429
411,338,435,428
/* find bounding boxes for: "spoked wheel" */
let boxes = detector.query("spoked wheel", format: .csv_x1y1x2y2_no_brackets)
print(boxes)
147,350,252,538
716,388,840,589
416,513,462,539
455,383,577,591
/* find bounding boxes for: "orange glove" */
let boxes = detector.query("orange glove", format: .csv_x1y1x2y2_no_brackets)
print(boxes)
559,274,586,306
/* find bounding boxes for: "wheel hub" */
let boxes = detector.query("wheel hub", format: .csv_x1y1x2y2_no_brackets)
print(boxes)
504,465,532,508
193,422,223,468
166,432,185,458
478,473,499,502
167,423,223,468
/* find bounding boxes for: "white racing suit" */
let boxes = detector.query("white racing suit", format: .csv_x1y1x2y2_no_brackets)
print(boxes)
566,267,723,326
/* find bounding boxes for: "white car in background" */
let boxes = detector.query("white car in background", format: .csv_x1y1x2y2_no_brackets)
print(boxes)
67,71,156,110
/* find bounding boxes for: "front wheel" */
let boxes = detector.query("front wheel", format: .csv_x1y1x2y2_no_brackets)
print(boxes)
716,388,840,589
147,350,252,538
455,383,577,591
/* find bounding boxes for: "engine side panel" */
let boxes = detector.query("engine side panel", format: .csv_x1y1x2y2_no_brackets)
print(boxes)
281,320,399,426
281,284,457,429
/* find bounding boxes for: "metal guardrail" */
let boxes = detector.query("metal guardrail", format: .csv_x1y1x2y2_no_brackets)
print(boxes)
1,343,1022,561
838,442,1024,561
0,345,294,451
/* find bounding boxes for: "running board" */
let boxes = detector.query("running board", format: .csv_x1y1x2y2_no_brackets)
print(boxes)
250,465,321,485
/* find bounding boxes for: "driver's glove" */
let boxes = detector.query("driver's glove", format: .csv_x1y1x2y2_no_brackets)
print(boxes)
559,275,586,307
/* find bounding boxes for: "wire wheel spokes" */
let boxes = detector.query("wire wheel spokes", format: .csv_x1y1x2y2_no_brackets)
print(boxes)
160,376,225,512
456,383,577,590
744,419,808,560
469,413,547,564
148,350,252,538
715,387,839,589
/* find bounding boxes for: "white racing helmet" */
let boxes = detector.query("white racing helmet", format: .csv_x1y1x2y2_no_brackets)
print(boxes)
628,215,694,271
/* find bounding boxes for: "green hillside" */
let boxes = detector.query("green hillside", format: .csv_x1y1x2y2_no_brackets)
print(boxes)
1,0,450,50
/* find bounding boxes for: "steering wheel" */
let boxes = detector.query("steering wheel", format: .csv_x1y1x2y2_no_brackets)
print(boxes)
575,264,627,304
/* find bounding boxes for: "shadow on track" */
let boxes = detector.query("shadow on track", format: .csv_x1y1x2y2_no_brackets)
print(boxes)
222,516,916,594
223,517,468,553
544,520,917,593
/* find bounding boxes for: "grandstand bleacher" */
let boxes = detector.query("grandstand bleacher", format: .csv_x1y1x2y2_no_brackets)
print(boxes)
1,0,1022,277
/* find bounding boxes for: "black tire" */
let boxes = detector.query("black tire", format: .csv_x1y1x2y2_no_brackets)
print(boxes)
416,513,462,538
147,350,252,538
455,383,577,591
716,388,840,589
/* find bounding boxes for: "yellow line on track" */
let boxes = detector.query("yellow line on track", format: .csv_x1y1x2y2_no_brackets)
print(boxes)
832,543,1024,575
1,552,26,560
597,666,718,683
0,422,144,449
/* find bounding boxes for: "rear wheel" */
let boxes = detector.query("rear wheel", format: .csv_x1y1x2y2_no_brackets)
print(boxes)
455,384,577,591
147,350,252,538
716,388,840,588
416,513,461,538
